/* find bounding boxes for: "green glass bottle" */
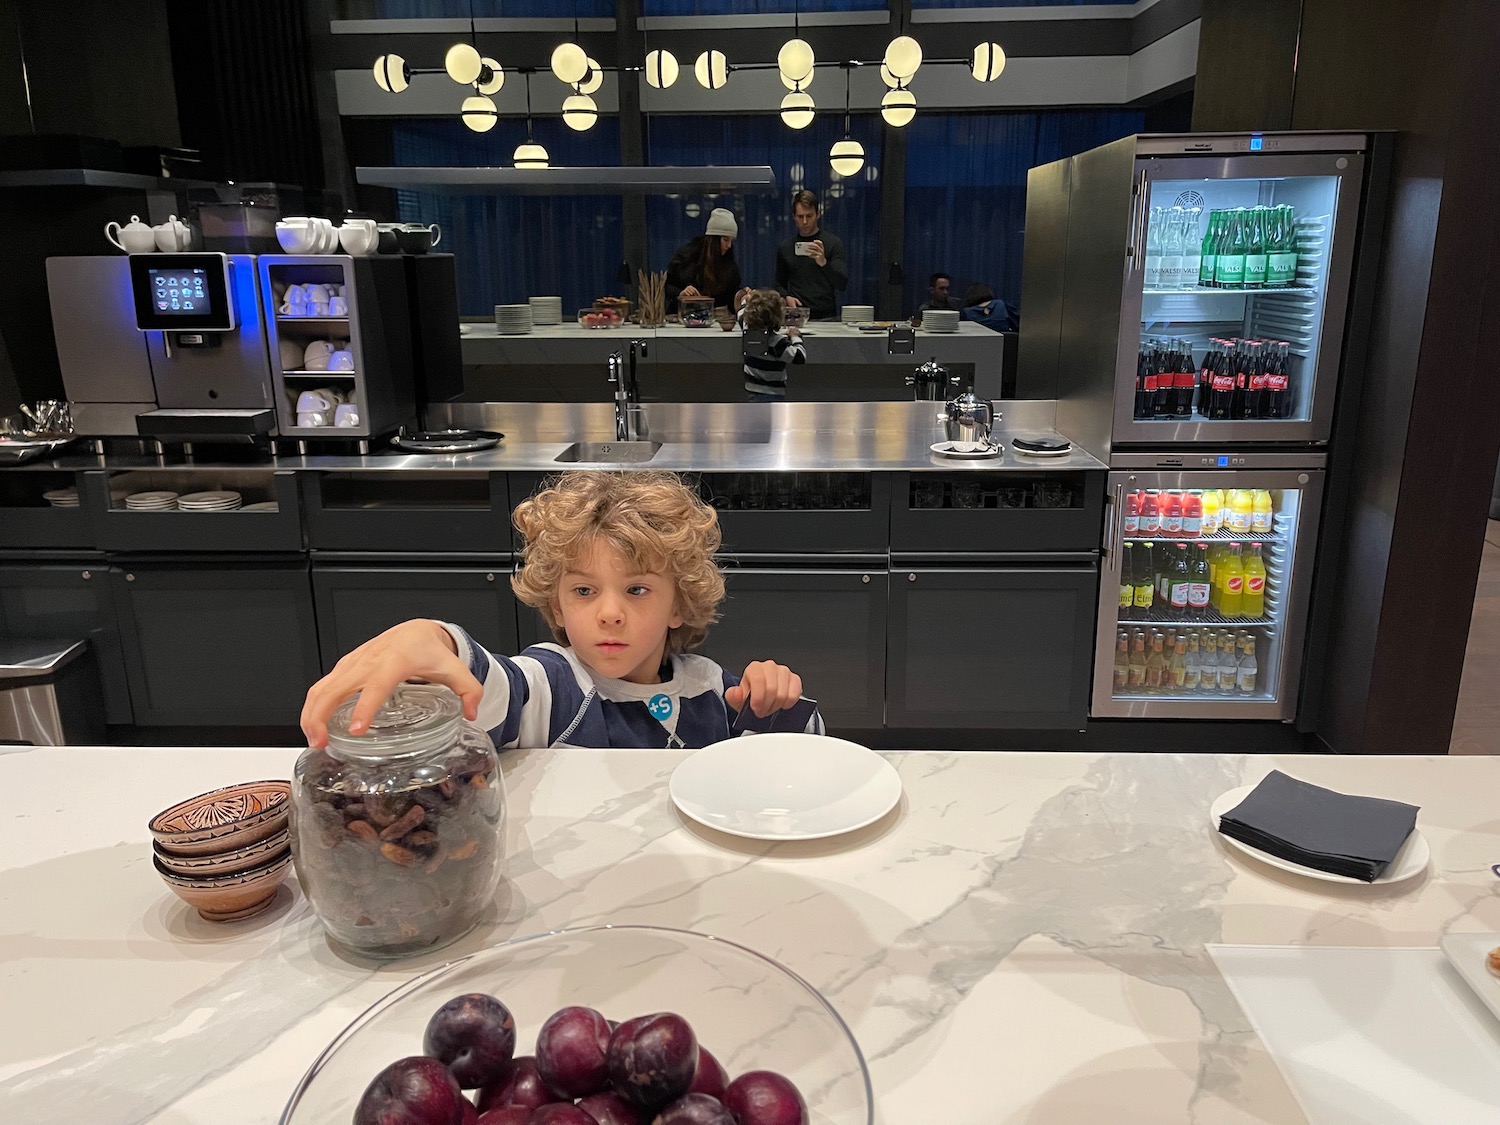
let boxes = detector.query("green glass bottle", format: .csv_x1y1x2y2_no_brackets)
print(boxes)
1215,209,1246,288
1266,205,1298,286
1242,207,1268,288
1198,211,1220,288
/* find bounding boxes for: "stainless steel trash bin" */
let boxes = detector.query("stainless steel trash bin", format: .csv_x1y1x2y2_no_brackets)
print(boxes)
0,639,107,745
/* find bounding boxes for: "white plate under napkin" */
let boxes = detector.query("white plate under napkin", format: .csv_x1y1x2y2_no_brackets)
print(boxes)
670,732,902,841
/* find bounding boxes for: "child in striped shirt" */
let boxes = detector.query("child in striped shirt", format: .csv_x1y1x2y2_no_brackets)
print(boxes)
300,471,823,751
738,288,806,401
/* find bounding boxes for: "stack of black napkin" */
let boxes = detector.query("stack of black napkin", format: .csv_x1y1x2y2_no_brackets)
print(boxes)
1217,770,1420,882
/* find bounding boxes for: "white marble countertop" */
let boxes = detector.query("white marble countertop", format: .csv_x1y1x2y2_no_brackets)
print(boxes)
4,746,1498,1124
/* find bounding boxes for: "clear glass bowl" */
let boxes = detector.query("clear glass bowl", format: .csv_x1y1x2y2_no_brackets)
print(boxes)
279,924,872,1125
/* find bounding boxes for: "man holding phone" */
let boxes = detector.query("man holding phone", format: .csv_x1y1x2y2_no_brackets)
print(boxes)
775,189,848,321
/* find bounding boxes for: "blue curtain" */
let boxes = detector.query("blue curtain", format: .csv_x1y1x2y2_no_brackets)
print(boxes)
644,113,884,309
642,0,882,13
392,119,624,316
373,1,616,16
901,109,1144,316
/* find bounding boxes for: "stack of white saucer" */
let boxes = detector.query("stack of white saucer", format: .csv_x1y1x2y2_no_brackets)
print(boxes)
242,501,280,513
528,296,563,325
494,305,534,335
841,304,875,323
176,490,243,512
924,309,961,333
125,490,179,511
42,487,79,508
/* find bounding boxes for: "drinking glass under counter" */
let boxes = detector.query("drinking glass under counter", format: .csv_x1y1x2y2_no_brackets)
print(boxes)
5,745,1497,1125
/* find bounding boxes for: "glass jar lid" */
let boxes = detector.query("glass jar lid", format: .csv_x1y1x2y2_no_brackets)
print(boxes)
326,683,464,760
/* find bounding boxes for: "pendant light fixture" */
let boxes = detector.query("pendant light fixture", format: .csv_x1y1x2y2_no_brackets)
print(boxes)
644,49,680,89
372,53,410,94
881,87,916,128
828,65,864,177
883,36,922,81
446,43,484,85
694,49,729,90
550,2,588,85
780,85,815,130
476,58,504,95
461,95,499,132
513,72,549,168
576,57,603,95
878,63,900,90
562,93,599,131
971,42,1006,82
779,66,815,91
778,0,814,85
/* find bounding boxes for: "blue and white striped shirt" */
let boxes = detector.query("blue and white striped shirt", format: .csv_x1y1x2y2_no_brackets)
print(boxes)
441,623,825,750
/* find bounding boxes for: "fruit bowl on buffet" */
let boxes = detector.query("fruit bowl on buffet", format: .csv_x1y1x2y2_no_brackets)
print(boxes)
279,924,873,1125
577,307,625,329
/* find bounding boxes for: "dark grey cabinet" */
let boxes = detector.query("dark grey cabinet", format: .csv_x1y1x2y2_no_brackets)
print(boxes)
0,562,134,725
709,562,888,729
311,563,521,672
886,563,1098,729
108,559,321,726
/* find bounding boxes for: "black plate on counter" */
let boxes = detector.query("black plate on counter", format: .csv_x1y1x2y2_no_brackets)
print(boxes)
388,428,504,454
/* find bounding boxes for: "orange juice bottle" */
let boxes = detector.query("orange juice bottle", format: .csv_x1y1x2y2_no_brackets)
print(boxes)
1251,489,1273,533
1201,488,1224,535
1241,542,1266,618
1218,542,1245,617
1228,488,1254,532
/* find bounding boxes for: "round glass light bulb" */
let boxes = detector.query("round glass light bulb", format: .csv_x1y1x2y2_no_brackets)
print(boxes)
879,63,901,90
550,42,589,85
514,142,550,170
780,90,815,130
884,35,923,80
777,38,815,83
972,42,1006,82
577,57,603,95
373,54,409,94
881,88,916,128
645,49,679,89
694,49,729,90
780,66,815,91
445,43,483,85
460,95,498,133
476,58,504,95
562,93,598,131
830,138,865,177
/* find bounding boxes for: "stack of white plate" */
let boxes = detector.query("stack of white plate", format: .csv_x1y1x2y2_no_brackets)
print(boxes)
42,487,79,508
177,490,243,512
528,296,563,325
494,305,534,335
125,490,179,511
924,309,961,333
242,501,280,513
841,305,874,323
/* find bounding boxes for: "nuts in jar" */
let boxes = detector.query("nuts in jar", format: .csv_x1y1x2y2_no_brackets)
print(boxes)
290,684,505,959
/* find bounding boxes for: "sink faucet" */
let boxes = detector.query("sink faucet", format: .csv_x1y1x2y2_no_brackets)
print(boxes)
609,339,648,440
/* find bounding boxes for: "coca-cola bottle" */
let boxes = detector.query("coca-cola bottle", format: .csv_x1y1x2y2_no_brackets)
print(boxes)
1209,344,1236,419
1135,344,1151,419
1263,341,1292,418
1196,340,1219,417
1247,342,1270,418
1152,340,1173,418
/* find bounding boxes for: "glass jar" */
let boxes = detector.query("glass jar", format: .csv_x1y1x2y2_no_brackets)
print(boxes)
290,684,505,959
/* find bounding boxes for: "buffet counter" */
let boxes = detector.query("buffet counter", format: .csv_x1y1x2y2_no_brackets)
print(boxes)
4,745,1498,1124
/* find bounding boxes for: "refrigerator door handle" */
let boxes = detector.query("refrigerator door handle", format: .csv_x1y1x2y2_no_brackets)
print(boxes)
1105,480,1123,559
1128,168,1150,271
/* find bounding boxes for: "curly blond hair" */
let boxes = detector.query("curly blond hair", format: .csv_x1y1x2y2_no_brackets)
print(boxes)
741,288,785,332
511,471,725,654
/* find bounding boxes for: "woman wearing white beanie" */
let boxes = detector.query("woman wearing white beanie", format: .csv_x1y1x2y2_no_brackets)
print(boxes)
666,207,743,311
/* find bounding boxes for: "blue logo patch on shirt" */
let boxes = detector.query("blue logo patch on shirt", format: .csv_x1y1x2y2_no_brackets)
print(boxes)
647,693,674,720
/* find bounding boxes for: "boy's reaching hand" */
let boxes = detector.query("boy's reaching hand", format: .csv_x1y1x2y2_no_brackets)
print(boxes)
725,660,805,718
300,619,483,749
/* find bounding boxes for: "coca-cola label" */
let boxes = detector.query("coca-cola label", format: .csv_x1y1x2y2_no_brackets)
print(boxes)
1250,372,1269,391
1144,374,1158,391
1211,374,1235,391
1188,583,1211,607
1246,576,1265,593
1266,374,1289,390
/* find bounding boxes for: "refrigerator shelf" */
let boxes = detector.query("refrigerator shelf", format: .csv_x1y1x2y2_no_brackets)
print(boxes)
1141,284,1316,296
1122,529,1284,544
1114,689,1273,703
1118,608,1275,627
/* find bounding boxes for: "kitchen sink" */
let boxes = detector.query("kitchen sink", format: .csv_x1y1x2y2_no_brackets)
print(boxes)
554,441,663,464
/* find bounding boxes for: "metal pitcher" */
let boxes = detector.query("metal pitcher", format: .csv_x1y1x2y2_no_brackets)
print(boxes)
943,391,996,446
906,357,959,401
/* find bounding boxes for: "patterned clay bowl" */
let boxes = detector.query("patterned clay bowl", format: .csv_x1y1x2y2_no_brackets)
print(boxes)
153,826,290,877
153,847,293,922
149,779,291,857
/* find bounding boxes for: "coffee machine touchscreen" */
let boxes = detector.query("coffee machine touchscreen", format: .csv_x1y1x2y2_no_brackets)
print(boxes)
129,252,236,332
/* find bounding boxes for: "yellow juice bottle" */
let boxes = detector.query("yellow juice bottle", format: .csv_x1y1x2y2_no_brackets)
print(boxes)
1241,542,1266,618
1228,488,1254,532
1201,488,1224,535
1218,542,1245,617
1251,489,1273,533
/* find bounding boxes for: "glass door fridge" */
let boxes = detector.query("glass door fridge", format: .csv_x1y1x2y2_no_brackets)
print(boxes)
1091,458,1324,719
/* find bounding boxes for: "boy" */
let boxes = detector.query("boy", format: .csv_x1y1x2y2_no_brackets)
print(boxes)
301,471,822,750
737,288,806,402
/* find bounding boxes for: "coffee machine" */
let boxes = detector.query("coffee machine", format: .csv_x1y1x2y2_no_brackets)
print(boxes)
47,253,277,444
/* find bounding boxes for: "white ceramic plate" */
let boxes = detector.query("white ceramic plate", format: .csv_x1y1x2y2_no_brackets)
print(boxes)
1440,933,1500,1025
670,733,902,841
930,441,999,459
1209,784,1430,885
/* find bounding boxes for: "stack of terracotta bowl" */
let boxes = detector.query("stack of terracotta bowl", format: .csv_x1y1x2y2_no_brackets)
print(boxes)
149,780,293,922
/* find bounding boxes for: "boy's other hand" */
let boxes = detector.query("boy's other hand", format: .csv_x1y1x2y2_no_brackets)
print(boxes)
300,619,482,749
726,660,804,718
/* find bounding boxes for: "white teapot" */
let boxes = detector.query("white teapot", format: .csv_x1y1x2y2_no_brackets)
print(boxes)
153,214,192,252
105,215,157,254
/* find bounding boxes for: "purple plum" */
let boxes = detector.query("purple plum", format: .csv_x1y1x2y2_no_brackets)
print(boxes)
355,1056,469,1125
476,1109,530,1125
535,1005,612,1098
425,993,519,1089
476,1057,565,1114
722,1072,807,1125
684,1047,727,1101
650,1092,735,1125
529,1106,597,1125
576,1091,647,1125
606,1013,698,1110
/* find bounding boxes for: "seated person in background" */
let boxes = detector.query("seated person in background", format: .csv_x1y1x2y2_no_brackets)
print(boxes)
960,283,1016,333
301,471,823,750
917,272,958,314
737,288,807,402
665,208,743,311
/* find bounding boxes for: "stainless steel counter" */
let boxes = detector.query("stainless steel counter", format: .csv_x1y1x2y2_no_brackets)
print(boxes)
6,401,1106,474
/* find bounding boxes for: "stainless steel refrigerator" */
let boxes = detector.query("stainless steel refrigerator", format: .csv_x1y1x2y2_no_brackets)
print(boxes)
1020,132,1374,720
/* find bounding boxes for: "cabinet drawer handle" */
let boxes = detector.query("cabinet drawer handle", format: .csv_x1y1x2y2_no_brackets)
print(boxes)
862,574,870,584
126,573,135,582
485,573,495,582
81,570,91,580
908,572,916,582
